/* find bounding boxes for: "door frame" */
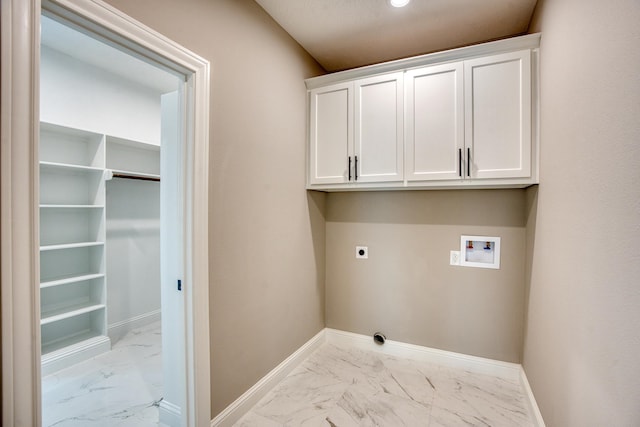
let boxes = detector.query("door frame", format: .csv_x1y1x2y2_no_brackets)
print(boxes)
1,0,211,425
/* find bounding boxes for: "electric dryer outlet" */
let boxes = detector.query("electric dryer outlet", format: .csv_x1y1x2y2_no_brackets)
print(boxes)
356,246,368,259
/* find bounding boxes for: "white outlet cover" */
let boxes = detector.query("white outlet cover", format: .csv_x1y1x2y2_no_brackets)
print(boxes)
450,250,460,265
356,246,368,259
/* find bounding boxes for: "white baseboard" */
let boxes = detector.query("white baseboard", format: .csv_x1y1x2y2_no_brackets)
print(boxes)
325,328,522,382
41,335,111,377
210,329,326,427
108,309,161,343
159,398,182,427
210,328,545,427
520,366,546,427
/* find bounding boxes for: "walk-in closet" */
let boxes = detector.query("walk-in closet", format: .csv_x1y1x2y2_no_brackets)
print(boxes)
39,14,182,426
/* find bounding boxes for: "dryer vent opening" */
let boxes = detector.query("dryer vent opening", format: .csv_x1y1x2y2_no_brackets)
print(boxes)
373,332,386,345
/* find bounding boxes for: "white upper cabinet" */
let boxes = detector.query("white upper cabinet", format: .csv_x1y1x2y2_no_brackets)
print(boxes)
306,34,539,191
405,62,464,181
354,72,404,183
465,50,531,179
308,73,404,186
309,82,352,185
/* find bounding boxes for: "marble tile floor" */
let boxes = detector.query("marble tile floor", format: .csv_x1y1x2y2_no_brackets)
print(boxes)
235,343,534,427
42,321,168,427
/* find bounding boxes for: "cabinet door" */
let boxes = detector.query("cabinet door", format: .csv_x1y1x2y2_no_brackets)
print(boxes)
308,82,353,185
354,72,404,183
405,62,464,181
465,50,531,179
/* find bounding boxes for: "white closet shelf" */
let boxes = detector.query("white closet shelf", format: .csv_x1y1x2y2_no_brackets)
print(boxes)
40,161,105,174
40,273,104,289
40,204,105,209
106,135,160,151
40,241,104,251
109,169,160,180
40,303,106,325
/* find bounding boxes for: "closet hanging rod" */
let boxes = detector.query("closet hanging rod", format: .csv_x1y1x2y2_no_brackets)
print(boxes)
111,173,160,182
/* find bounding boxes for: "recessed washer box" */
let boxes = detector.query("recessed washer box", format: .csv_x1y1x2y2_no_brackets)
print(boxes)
460,235,501,269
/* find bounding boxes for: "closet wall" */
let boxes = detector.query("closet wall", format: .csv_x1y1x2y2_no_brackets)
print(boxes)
40,42,163,344
106,179,161,340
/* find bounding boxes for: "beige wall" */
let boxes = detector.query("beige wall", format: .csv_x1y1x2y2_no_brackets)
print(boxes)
524,0,640,425
325,190,527,363
103,0,326,417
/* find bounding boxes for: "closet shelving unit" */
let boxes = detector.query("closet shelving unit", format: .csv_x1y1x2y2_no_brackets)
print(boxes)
39,122,161,375
39,122,110,375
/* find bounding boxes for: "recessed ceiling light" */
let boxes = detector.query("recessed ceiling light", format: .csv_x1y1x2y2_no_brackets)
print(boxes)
389,0,411,7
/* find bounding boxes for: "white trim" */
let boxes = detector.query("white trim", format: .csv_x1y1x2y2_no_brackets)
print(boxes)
2,1,211,425
520,366,546,427
1,1,42,425
159,398,182,427
210,329,326,427
40,3,213,425
325,328,521,381
307,178,538,192
41,335,111,377
107,309,161,342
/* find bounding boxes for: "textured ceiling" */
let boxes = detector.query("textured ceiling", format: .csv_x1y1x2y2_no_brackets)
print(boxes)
255,0,538,72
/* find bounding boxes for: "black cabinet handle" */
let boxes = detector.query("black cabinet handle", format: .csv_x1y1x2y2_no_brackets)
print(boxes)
467,148,471,177
458,148,462,177
348,156,352,181
355,155,358,181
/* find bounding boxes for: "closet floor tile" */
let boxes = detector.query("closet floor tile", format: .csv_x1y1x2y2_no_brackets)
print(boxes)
42,321,167,427
235,343,535,427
